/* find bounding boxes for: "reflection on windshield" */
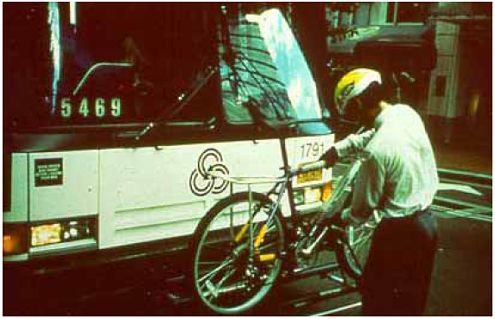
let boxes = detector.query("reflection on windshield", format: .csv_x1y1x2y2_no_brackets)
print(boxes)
254,9,322,120
48,2,62,115
221,8,322,124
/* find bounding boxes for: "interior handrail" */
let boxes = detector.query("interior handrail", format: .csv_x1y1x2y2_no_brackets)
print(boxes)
72,62,133,95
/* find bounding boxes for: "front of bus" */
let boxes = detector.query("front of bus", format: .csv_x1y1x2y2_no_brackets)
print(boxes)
4,3,225,314
4,4,334,314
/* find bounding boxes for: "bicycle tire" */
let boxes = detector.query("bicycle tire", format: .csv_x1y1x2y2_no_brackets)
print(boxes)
335,215,375,280
189,192,287,315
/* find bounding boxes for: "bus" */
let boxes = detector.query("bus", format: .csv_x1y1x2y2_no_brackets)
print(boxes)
4,3,334,313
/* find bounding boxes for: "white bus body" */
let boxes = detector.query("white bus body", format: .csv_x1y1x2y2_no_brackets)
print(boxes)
4,4,334,313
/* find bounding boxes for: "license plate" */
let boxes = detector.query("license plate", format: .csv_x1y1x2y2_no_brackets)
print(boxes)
297,168,323,184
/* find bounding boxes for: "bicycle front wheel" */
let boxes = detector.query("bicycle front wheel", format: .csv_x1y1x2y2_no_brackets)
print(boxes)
336,218,376,280
189,192,286,315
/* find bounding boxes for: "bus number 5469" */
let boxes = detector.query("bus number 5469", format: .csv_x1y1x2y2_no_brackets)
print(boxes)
60,97,121,118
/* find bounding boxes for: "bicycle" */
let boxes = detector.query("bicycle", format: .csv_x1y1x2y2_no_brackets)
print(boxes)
188,152,379,314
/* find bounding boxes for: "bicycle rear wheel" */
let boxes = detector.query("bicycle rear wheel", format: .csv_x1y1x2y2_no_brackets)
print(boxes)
189,192,286,314
335,217,376,280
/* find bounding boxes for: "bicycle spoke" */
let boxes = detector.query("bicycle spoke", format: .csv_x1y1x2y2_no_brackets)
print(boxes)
198,260,225,266
341,221,374,277
258,241,277,251
198,258,234,284
200,267,234,293
203,243,230,252
205,281,248,299
204,267,238,301
350,231,372,247
192,192,285,314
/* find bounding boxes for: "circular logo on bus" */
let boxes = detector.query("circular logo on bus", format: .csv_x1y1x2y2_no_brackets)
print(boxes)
189,148,230,196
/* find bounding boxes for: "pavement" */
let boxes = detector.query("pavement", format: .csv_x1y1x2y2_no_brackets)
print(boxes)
433,138,492,175
426,114,492,175
426,215,492,315
252,215,492,316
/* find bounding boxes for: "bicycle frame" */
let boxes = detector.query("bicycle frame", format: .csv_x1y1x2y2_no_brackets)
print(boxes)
191,148,378,315
206,172,290,259
206,158,355,273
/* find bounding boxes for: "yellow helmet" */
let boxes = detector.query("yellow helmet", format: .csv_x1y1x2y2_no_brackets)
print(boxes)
334,68,382,116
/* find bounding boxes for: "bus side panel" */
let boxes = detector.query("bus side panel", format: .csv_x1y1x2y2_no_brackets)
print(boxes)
4,153,29,222
98,139,283,249
29,151,99,221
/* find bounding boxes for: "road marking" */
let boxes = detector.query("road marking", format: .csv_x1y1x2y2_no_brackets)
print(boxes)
439,177,492,191
434,195,492,211
311,301,362,316
438,168,492,180
438,182,483,196
432,205,492,223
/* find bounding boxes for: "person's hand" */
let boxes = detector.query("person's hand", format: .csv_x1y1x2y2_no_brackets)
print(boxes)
319,147,339,167
364,210,382,229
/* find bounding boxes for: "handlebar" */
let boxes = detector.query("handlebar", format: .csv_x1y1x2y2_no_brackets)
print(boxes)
289,160,327,177
205,160,327,186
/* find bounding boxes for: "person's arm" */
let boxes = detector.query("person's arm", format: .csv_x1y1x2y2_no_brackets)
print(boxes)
319,128,375,166
347,152,385,223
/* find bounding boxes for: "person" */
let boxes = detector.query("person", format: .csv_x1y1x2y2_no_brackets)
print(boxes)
122,36,154,117
320,68,439,315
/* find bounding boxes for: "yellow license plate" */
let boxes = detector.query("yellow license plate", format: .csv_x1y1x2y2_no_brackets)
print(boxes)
297,168,323,184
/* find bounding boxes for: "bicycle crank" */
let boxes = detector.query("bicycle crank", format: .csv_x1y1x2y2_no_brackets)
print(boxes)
301,226,329,256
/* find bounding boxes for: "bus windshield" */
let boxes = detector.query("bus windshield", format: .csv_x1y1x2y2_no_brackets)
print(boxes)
5,4,324,132
221,8,324,125
5,3,221,130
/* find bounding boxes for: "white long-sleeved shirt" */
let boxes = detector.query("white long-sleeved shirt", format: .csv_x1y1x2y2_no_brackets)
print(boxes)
334,104,438,221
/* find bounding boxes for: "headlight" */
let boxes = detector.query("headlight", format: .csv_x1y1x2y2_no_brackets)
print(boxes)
30,217,96,248
293,182,333,207
31,223,62,246
304,187,322,204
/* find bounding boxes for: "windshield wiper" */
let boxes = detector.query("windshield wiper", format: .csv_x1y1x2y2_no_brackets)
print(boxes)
134,64,219,140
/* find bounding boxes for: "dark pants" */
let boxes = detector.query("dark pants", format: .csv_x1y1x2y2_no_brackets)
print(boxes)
360,209,438,316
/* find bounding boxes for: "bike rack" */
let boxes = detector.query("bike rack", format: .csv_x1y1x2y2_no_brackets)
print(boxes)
283,264,359,310
157,258,360,314
161,269,359,314
290,262,340,278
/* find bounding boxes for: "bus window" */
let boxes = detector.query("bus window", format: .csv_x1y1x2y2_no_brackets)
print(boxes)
4,3,51,131
4,3,222,130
